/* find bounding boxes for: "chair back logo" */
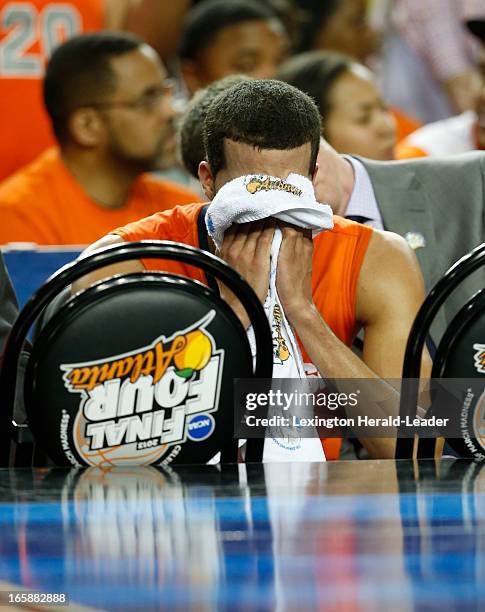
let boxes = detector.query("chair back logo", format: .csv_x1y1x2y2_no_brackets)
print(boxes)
59,311,224,467
473,343,485,374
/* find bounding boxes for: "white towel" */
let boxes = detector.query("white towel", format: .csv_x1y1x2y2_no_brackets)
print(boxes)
206,173,333,249
206,174,333,463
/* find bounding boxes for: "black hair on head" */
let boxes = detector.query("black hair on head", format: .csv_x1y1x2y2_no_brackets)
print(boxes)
179,0,278,61
203,78,321,176
44,31,144,142
180,74,250,178
276,50,354,119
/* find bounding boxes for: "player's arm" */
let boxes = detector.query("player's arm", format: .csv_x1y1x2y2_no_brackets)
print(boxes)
71,234,144,295
276,226,432,459
356,230,436,457
356,229,432,381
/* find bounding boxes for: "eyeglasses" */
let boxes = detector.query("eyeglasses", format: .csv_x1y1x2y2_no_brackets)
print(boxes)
83,79,175,112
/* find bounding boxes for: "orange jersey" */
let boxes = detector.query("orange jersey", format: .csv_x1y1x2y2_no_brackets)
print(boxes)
114,203,371,350
0,147,200,245
114,204,373,460
0,0,104,181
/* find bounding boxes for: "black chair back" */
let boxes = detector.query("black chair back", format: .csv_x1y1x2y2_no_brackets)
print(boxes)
0,241,273,467
397,243,485,459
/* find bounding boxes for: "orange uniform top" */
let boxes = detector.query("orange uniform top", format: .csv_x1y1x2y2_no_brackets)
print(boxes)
0,147,200,245
0,0,104,181
113,203,373,459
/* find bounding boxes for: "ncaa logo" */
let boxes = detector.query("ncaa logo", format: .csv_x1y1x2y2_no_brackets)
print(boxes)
187,414,215,441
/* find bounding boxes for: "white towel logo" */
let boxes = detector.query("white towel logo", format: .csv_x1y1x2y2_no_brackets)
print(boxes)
245,175,303,197
272,304,291,364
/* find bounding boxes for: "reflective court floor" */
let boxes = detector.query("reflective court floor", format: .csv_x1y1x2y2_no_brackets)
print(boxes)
0,459,484,611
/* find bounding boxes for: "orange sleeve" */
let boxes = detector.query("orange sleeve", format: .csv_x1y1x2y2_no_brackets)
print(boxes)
113,211,173,242
112,203,201,243
111,203,205,279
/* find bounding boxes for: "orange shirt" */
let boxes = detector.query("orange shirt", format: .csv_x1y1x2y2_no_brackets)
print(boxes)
0,0,104,181
0,147,200,245
114,204,373,459
394,143,428,160
392,107,422,142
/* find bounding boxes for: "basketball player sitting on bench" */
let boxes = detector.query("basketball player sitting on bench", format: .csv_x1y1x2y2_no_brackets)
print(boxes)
73,79,432,459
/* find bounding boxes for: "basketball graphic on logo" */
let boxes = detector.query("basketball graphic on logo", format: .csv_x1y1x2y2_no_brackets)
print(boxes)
72,409,169,467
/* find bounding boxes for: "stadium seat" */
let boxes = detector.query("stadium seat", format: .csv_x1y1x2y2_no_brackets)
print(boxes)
397,243,485,460
0,241,273,467
3,246,82,307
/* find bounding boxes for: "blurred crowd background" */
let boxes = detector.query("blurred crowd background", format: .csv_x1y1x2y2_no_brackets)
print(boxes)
0,0,484,246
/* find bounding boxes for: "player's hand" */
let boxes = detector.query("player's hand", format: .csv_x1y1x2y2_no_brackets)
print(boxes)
276,223,314,322
217,220,275,327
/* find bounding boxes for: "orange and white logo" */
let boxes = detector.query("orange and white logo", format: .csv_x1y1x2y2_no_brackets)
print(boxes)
244,175,302,197
271,304,290,365
473,343,485,374
60,311,224,467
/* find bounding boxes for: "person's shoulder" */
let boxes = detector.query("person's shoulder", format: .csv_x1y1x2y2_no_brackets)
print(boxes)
329,215,373,238
366,228,413,260
112,202,205,242
359,151,485,183
359,229,423,301
313,216,373,265
374,150,484,169
332,215,372,236
0,147,59,206
136,174,202,205
358,229,424,308
398,151,485,182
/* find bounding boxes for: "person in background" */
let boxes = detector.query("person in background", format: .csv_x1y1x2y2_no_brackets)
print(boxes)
180,75,250,181
277,51,397,161
290,0,419,141
379,0,485,124
292,0,379,62
0,0,193,182
178,0,289,96
396,19,485,159
0,32,198,246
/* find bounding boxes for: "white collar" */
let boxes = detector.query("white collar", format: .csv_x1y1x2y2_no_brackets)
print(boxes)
343,156,384,230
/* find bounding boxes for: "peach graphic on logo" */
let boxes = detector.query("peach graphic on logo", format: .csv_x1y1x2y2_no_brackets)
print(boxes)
174,330,212,379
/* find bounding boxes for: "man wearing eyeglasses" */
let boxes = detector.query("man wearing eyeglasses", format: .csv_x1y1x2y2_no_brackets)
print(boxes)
0,32,199,246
